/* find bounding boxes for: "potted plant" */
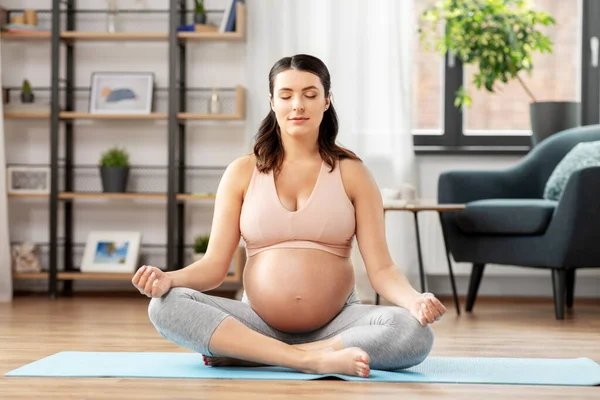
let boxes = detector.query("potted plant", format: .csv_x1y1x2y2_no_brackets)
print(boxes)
418,0,580,146
20,79,35,103
98,146,130,192
194,0,207,24
193,235,210,261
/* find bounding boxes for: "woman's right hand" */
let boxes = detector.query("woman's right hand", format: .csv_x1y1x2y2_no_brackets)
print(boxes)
132,265,173,298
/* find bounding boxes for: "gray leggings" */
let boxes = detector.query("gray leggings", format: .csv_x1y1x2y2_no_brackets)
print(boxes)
148,287,434,371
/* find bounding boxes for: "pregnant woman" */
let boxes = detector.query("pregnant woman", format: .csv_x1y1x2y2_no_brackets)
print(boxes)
132,54,446,378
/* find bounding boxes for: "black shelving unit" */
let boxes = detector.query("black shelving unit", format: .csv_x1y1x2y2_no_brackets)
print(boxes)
8,0,248,298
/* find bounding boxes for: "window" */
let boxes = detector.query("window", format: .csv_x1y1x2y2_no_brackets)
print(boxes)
413,0,443,135
413,0,589,153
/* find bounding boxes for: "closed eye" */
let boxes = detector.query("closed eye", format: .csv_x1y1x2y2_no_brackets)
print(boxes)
279,95,317,100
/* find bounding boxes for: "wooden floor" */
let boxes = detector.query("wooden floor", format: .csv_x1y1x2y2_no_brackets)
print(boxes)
1,294,599,399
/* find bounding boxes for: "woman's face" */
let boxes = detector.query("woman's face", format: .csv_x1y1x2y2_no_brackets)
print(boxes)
270,69,331,139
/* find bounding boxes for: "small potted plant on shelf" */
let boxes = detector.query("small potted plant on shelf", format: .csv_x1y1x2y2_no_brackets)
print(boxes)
194,0,207,24
98,146,130,193
193,235,210,262
20,79,35,103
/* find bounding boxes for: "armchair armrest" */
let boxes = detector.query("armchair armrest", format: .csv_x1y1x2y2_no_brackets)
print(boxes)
546,166,600,267
438,166,538,204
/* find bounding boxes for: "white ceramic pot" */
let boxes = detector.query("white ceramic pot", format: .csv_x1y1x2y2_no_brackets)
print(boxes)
192,253,205,262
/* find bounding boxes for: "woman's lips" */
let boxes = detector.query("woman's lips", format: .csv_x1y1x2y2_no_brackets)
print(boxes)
289,117,309,123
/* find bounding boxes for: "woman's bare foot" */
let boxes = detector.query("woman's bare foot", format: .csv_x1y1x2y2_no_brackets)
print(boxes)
203,336,344,368
294,336,343,352
304,347,371,378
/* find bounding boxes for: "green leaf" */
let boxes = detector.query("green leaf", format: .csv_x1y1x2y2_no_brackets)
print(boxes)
416,0,555,106
99,147,130,167
21,79,32,94
194,235,210,254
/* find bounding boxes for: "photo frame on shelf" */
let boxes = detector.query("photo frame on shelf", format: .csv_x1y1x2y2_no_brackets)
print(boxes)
89,72,154,114
81,231,142,273
7,166,50,194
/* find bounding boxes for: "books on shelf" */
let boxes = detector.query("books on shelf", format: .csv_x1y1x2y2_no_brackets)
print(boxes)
219,0,244,33
2,23,50,34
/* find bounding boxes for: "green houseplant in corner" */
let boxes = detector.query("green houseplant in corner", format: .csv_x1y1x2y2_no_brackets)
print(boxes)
193,235,210,262
194,0,207,24
418,0,580,146
99,146,130,193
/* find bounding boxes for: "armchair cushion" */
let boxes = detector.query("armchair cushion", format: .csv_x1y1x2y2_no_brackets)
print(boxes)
543,140,600,200
455,199,558,235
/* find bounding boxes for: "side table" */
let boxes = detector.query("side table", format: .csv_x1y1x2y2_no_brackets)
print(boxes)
377,199,465,315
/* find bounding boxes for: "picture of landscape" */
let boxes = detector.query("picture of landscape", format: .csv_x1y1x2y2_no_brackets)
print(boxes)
93,241,129,264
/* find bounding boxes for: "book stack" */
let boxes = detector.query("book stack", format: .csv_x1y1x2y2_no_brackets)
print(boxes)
1,8,50,34
219,0,244,33
2,24,50,34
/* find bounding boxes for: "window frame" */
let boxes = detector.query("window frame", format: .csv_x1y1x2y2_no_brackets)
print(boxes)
582,0,600,125
414,1,592,155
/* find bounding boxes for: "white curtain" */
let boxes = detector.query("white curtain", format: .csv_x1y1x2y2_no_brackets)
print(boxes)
0,43,13,302
244,0,420,302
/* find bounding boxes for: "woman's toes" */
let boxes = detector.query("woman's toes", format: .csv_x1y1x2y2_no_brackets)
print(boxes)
353,350,370,366
357,364,370,378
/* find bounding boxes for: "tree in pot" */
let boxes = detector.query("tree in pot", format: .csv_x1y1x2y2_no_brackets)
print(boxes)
418,0,579,146
194,0,207,24
193,235,210,262
99,146,130,193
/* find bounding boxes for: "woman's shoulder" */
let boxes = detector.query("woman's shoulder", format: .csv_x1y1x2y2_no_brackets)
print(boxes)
223,153,257,197
227,153,256,172
338,157,368,179
338,157,377,198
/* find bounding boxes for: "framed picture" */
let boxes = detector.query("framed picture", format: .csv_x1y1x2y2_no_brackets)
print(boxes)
89,72,154,114
7,166,50,194
81,231,142,273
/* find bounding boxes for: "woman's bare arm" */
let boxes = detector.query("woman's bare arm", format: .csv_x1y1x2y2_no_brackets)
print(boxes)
166,155,254,292
341,159,421,308
342,158,447,325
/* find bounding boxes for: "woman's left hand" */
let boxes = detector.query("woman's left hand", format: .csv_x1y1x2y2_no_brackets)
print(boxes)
408,292,447,326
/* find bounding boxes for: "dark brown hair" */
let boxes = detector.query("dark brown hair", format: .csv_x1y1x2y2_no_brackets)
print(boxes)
253,54,361,174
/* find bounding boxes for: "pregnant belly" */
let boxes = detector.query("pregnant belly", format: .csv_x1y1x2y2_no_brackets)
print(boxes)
243,248,355,333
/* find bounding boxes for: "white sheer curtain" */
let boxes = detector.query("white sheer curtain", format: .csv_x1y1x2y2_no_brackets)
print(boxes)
0,44,13,302
244,0,420,302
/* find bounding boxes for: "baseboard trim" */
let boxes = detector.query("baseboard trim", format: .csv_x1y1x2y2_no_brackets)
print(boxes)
426,274,600,298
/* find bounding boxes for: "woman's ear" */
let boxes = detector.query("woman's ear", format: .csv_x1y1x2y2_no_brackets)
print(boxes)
269,93,275,111
325,92,332,111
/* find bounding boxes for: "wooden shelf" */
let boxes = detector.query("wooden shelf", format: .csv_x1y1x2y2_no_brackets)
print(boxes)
177,31,244,41
4,112,50,119
0,31,51,40
178,85,245,120
13,272,48,280
59,112,168,120
61,32,168,41
177,113,243,120
177,193,216,201
8,193,49,198
58,272,134,281
59,192,167,200
178,3,246,42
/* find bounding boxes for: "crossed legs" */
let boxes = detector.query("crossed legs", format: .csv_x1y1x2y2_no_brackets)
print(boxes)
148,287,434,376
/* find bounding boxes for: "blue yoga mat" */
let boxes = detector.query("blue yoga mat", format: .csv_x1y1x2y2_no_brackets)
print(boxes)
5,351,600,386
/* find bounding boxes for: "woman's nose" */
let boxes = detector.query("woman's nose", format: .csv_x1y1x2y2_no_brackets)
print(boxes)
293,100,305,111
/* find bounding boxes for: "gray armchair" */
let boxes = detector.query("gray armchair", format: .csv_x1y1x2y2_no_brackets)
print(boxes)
438,125,600,319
